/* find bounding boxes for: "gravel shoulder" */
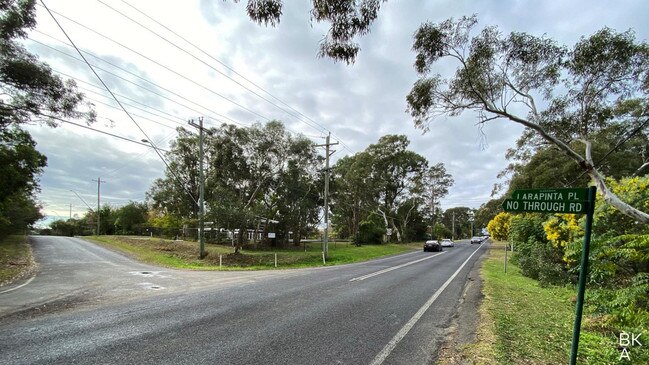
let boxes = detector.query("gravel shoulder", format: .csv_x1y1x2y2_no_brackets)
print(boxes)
436,243,489,365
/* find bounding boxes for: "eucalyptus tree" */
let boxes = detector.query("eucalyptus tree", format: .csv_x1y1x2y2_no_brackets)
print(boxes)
330,152,376,239
0,0,94,235
0,0,95,128
406,16,649,222
147,127,201,220
365,135,427,242
421,163,454,230
274,136,323,246
441,207,473,239
228,0,385,63
204,121,321,250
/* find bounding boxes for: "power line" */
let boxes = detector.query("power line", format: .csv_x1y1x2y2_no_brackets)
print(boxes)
38,1,355,154
566,117,649,186
41,0,198,205
102,0,330,136
74,84,186,126
29,35,245,127
36,6,274,125
113,0,356,154
39,113,170,152
103,129,178,178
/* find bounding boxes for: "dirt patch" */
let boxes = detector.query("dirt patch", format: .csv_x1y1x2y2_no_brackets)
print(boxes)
0,236,37,288
0,288,101,323
436,246,489,365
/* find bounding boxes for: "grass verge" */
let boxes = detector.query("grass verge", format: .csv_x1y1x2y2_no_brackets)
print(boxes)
459,241,647,364
0,235,34,286
85,236,420,270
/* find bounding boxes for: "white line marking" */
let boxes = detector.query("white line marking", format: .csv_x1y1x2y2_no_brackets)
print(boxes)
0,276,36,294
369,244,484,365
350,252,445,282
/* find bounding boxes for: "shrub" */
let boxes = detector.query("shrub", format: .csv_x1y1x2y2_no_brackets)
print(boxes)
487,212,512,241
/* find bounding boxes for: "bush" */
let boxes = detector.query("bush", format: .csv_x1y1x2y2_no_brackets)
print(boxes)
358,219,385,244
509,214,571,285
487,212,511,241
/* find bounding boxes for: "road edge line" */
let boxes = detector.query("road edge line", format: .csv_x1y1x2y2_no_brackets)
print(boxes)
369,244,484,365
0,276,36,295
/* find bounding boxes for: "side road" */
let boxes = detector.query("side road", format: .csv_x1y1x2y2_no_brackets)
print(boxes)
0,236,305,317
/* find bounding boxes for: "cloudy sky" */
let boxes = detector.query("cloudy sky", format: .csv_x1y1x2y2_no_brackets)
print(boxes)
23,0,649,225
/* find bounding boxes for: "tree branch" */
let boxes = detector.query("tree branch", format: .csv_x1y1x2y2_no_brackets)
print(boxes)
632,162,649,177
582,140,649,223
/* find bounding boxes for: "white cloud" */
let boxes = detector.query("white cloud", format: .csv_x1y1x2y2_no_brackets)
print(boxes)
24,0,649,224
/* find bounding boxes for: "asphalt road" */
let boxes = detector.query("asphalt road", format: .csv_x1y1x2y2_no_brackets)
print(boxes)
0,236,488,365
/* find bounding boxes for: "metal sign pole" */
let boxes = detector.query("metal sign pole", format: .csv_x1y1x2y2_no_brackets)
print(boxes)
569,186,596,365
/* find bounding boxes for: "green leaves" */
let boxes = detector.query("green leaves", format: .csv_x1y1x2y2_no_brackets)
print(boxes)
232,0,385,64
148,121,322,248
0,0,95,128
0,126,46,237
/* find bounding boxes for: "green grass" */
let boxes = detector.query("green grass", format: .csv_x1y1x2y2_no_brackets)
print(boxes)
84,236,420,270
459,241,647,364
0,235,33,286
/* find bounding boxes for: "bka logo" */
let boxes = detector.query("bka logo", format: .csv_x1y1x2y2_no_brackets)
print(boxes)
619,332,643,361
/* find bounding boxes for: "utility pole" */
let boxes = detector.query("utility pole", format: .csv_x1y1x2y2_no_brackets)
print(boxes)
92,177,105,235
452,211,455,240
430,191,435,239
189,117,206,259
316,132,338,259
69,203,72,220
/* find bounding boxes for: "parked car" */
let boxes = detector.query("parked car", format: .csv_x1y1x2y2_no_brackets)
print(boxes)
470,236,483,244
440,238,455,247
424,240,442,252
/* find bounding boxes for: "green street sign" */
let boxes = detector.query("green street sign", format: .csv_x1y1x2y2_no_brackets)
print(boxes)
504,188,590,214
511,188,588,202
501,186,598,364
502,198,587,214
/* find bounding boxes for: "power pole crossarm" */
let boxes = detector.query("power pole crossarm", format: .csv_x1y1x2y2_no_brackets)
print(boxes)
316,132,339,259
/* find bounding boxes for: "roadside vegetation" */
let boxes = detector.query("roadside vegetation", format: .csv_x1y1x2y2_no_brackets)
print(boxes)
86,235,420,270
0,235,34,286
460,241,648,364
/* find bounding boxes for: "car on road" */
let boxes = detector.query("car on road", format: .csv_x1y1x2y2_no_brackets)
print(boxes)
470,236,483,244
424,240,442,252
440,238,454,247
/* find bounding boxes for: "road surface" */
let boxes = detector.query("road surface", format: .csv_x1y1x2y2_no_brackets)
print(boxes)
0,236,488,364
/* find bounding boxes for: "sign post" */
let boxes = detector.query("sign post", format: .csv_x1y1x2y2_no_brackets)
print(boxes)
502,186,596,365
569,186,596,365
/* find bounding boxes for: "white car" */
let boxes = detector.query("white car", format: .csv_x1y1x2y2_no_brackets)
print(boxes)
440,238,454,247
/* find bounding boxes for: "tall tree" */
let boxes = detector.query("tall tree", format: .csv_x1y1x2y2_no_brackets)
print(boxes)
366,135,427,242
330,152,376,239
421,163,454,233
275,136,323,246
206,121,292,250
0,0,94,235
496,123,648,195
0,0,94,127
441,206,473,239
0,127,45,236
406,16,649,222
147,127,200,220
331,135,428,243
